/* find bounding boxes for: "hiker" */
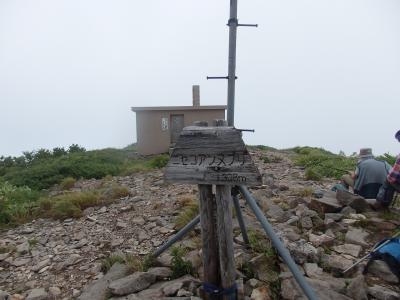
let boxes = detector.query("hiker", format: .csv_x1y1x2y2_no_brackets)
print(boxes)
341,148,391,199
387,130,400,192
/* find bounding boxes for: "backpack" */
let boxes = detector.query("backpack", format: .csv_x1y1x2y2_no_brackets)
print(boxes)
363,237,400,280
376,180,396,207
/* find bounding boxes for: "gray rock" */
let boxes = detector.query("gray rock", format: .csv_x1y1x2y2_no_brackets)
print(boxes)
12,257,31,267
48,286,61,298
0,290,10,300
163,281,183,296
244,279,263,296
147,267,172,280
367,260,399,284
336,190,368,212
308,193,342,214
345,228,369,247
265,204,290,223
109,272,156,296
287,241,318,264
281,276,351,300
346,275,367,300
340,206,356,215
324,255,353,274
324,213,343,221
300,216,313,230
303,263,323,279
78,263,128,300
32,259,51,272
26,288,48,300
250,286,270,300
308,233,334,247
332,244,362,257
367,285,400,300
16,241,30,254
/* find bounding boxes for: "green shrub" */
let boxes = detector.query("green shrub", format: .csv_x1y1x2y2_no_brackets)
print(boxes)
148,155,169,169
170,246,194,279
304,168,322,181
377,153,397,166
101,254,126,273
0,182,40,225
60,177,76,190
293,147,356,180
49,199,82,220
175,202,199,230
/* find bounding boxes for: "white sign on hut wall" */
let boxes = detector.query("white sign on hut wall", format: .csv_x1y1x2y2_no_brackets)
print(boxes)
161,118,168,131
164,126,262,186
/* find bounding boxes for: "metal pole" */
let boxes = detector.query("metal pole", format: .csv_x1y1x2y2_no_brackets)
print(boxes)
152,215,200,258
239,186,319,300
232,194,249,244
227,0,238,126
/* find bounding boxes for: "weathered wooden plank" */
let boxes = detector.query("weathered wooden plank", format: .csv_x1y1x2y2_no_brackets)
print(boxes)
164,126,262,186
198,185,221,300
215,185,236,300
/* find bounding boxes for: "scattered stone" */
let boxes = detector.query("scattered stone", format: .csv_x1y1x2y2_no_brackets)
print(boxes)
32,259,51,272
332,244,362,257
287,240,318,264
366,260,399,284
346,275,367,300
78,263,128,300
108,272,156,296
244,279,263,296
308,233,334,247
48,286,62,298
116,221,127,229
303,263,323,279
16,241,29,254
300,216,313,230
309,195,342,214
0,290,10,300
324,213,343,222
345,228,369,247
251,286,271,300
12,257,31,267
26,288,48,300
367,285,400,300
340,206,356,215
324,255,353,274
147,267,173,280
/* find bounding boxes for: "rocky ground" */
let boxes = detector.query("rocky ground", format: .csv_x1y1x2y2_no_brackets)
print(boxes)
0,149,399,300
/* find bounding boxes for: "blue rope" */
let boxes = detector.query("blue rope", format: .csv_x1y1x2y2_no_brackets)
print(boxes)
203,282,237,298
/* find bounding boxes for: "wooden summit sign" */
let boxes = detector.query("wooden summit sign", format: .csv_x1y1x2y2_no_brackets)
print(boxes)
164,126,262,186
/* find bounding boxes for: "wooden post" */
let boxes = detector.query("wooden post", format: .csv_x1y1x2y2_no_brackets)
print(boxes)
213,119,236,300
216,185,236,300
194,121,221,300
199,185,221,300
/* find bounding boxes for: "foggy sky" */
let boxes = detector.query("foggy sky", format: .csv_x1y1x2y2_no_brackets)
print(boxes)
1,0,399,157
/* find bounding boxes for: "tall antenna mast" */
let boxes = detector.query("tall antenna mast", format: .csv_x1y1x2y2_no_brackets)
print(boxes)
207,0,257,127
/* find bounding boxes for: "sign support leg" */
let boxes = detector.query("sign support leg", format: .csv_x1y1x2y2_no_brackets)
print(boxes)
199,184,221,300
216,185,237,300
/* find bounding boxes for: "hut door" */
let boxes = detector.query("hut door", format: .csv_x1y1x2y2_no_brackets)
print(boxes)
170,114,184,144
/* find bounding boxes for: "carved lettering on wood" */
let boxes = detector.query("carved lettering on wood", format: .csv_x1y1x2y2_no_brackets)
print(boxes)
164,126,262,186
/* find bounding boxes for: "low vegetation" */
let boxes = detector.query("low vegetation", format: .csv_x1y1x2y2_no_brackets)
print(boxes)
174,196,199,230
0,144,168,191
292,146,357,180
170,246,194,279
0,144,169,227
293,146,396,181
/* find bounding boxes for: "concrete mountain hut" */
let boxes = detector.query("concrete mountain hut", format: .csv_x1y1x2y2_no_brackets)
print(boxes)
131,86,227,155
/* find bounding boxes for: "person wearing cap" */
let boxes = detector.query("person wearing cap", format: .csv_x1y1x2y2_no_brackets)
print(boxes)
348,148,391,199
387,130,400,191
